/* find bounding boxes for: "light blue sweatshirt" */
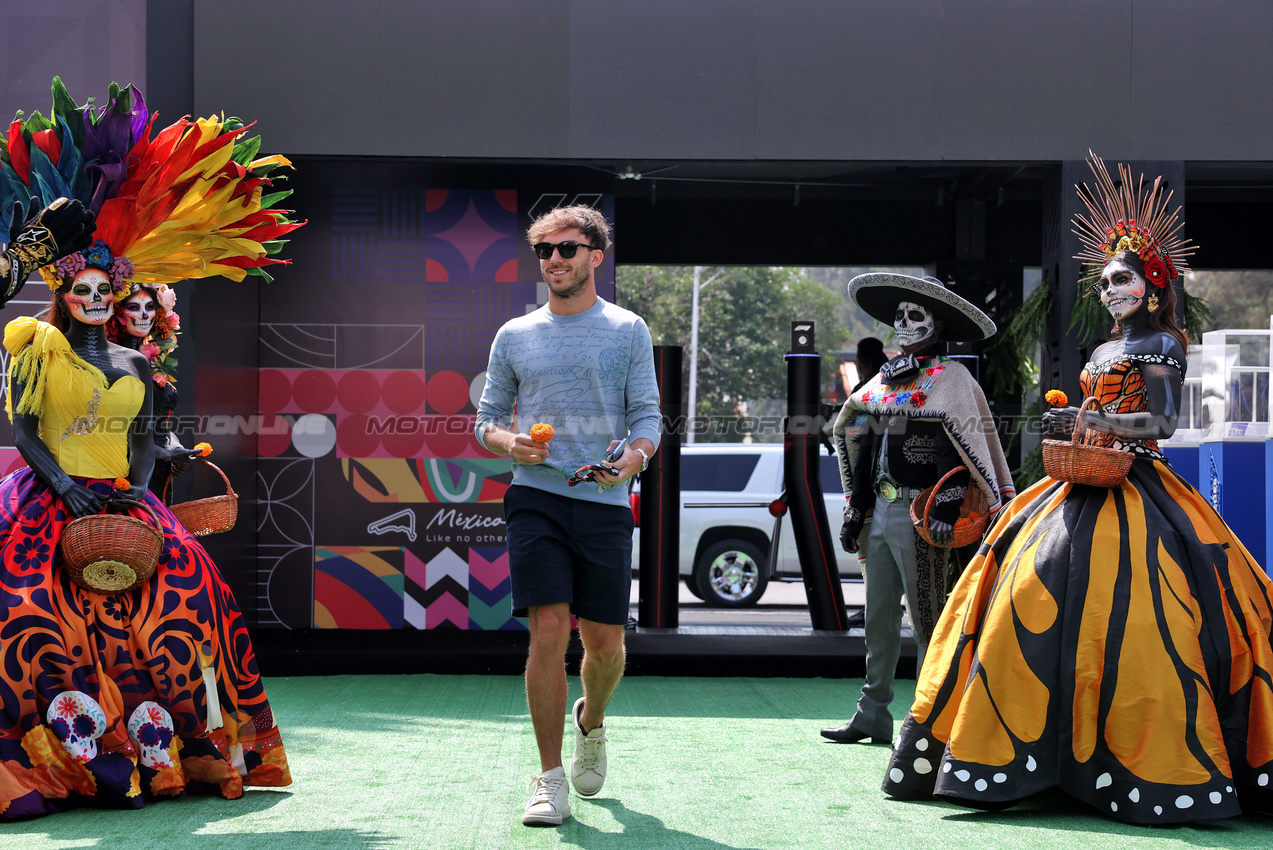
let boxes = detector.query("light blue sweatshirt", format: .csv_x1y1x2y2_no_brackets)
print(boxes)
475,297,662,506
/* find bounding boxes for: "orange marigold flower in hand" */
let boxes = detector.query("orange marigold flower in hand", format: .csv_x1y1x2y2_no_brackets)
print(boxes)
114,477,130,491
194,442,213,457
529,423,554,443
1045,389,1068,407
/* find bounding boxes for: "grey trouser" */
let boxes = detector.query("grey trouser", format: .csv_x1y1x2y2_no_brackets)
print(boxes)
848,488,940,741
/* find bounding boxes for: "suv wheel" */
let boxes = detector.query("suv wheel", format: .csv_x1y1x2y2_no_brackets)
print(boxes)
694,539,768,608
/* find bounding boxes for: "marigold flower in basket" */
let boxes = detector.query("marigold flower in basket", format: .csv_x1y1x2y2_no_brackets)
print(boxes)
529,423,554,443
1045,389,1068,407
193,442,213,457
113,477,130,491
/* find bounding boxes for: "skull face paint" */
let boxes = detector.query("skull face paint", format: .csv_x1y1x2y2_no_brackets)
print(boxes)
64,268,114,325
894,301,937,349
122,289,157,338
1096,256,1146,321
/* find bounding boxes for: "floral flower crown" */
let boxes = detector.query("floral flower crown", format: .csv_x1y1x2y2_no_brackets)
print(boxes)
38,240,134,301
1072,152,1195,291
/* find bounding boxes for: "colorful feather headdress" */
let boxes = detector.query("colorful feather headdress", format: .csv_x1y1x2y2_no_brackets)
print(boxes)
1071,152,1195,290
0,77,304,297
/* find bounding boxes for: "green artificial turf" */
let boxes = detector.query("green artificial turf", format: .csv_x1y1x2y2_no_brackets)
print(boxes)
4,674,1271,849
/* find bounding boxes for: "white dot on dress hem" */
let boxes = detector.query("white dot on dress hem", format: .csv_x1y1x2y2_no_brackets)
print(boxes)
1111,802,1118,812
914,758,932,775
975,778,988,792
1129,788,1139,803
916,738,929,752
993,773,1007,784
943,763,952,773
890,768,904,783
955,769,970,782
1095,773,1112,789
1026,756,1036,772
1175,795,1194,809
1210,791,1222,804
1260,774,1269,787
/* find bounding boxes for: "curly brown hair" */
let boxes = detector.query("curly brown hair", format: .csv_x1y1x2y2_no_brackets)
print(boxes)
526,204,611,254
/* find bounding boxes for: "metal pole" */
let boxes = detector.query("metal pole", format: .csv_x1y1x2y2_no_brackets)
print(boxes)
784,321,847,631
638,346,682,628
688,267,701,444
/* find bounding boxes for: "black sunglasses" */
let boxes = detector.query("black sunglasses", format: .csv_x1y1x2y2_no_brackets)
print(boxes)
532,240,600,260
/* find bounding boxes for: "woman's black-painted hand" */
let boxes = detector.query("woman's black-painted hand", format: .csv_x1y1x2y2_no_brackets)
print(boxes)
1041,405,1082,438
61,483,106,519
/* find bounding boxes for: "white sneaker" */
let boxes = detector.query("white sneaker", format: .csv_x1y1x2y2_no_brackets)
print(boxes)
569,697,607,797
523,766,571,826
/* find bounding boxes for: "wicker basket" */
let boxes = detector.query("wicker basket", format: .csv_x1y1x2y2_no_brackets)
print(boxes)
164,461,238,537
61,499,163,593
1041,397,1134,488
910,466,990,548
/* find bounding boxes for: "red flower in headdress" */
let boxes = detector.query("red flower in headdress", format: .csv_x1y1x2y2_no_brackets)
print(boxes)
1142,255,1169,287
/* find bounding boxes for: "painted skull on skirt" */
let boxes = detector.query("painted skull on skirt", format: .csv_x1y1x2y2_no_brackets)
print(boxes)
894,301,937,348
46,690,107,763
127,701,175,768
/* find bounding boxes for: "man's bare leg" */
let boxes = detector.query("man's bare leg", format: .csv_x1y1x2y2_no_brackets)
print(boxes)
576,617,626,731
526,603,572,771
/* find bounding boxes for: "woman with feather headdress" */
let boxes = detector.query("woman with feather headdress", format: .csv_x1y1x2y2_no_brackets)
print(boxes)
0,78,302,820
880,155,1273,824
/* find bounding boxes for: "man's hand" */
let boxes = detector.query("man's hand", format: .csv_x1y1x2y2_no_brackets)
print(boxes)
592,439,642,489
510,432,552,465
2,198,97,300
927,517,954,547
840,518,863,554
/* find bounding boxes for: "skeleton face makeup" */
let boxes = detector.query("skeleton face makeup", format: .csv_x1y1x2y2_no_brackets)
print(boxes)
64,268,114,325
1096,257,1146,321
894,301,937,349
123,289,157,338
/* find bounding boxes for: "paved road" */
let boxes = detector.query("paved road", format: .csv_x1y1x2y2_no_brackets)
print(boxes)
629,578,867,628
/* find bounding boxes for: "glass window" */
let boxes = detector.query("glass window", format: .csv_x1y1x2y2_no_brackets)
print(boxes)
681,454,760,492
820,453,844,493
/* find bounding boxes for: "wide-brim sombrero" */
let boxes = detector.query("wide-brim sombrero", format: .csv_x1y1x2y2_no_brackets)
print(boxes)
849,273,996,342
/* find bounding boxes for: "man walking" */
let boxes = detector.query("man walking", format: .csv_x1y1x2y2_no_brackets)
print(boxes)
475,205,660,826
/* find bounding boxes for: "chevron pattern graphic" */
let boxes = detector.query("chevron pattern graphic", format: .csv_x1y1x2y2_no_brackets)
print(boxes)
467,546,524,630
403,546,470,630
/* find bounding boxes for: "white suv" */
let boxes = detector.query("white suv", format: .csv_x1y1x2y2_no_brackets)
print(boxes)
631,443,858,608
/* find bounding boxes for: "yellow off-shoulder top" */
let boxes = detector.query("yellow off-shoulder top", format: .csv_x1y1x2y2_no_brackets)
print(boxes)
4,318,144,479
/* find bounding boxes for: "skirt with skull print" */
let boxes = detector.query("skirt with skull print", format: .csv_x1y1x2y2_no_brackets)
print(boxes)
0,469,290,820
881,456,1273,824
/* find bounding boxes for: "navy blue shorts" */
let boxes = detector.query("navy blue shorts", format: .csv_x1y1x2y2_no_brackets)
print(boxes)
504,484,634,625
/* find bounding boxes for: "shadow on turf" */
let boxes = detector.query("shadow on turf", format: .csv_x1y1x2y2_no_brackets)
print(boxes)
914,788,1263,839
554,797,763,849
4,788,392,849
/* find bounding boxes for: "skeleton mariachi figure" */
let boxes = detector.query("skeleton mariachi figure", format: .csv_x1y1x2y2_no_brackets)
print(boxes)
822,274,1014,746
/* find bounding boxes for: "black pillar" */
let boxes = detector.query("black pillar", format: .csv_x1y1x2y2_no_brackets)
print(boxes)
783,322,847,631
638,346,681,628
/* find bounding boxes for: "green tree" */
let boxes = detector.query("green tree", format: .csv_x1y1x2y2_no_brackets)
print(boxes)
617,266,849,442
